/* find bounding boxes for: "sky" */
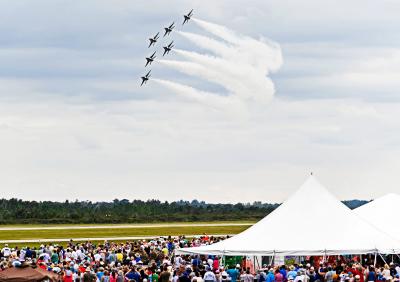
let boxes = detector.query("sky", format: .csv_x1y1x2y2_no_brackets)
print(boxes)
0,0,400,203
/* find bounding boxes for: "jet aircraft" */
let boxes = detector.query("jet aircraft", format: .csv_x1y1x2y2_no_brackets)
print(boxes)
145,51,156,67
148,32,159,48
163,22,175,37
183,9,193,25
163,41,174,56
140,70,151,86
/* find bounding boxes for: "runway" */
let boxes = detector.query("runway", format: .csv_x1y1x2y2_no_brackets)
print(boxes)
0,234,236,244
0,222,251,231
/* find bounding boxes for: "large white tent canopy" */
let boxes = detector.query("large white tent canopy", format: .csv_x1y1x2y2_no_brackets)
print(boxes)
176,176,400,256
354,193,400,241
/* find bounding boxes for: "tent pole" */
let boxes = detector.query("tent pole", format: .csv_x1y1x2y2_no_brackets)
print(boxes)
378,253,387,265
272,251,275,267
374,252,377,267
255,256,260,270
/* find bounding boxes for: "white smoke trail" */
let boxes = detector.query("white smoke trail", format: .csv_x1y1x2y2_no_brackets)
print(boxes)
190,18,282,73
159,50,274,103
152,78,246,114
156,17,283,110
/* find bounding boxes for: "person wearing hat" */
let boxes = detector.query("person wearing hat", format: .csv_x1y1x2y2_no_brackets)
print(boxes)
287,266,297,280
1,244,11,259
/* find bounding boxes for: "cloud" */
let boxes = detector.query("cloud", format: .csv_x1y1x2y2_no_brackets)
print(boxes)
0,0,400,203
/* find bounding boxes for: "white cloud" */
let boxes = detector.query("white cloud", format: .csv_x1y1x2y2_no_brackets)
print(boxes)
0,0,399,203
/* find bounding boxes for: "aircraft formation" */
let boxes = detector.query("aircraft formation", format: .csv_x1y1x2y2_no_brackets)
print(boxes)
140,9,193,86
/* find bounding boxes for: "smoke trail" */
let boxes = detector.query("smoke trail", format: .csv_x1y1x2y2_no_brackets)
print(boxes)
159,50,275,103
156,18,283,110
190,18,283,73
152,78,246,114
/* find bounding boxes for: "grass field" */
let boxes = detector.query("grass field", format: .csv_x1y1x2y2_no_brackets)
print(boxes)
0,221,254,247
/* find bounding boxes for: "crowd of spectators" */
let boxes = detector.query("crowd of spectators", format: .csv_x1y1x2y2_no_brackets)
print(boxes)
0,235,399,282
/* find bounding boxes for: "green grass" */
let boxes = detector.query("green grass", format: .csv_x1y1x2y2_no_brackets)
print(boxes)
0,225,249,241
0,221,254,249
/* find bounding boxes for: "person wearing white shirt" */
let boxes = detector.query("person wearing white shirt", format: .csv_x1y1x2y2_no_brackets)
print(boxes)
204,266,217,282
1,244,11,258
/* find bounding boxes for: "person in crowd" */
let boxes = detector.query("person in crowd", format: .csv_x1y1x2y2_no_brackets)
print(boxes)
266,269,275,282
275,268,284,282
204,266,217,282
288,266,297,280
227,265,240,282
366,266,376,282
307,267,318,282
324,267,335,282
242,269,254,282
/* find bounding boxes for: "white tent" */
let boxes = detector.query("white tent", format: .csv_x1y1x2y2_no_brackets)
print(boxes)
354,193,400,241
176,176,400,256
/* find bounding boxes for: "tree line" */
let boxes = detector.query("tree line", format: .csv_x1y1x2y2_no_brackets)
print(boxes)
0,198,368,224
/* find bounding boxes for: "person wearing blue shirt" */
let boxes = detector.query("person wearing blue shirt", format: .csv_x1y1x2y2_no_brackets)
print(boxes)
287,266,297,280
266,269,275,282
227,265,240,282
280,266,287,281
367,266,376,282
126,268,141,282
96,267,104,281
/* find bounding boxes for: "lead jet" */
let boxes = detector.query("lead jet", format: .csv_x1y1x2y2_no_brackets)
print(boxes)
163,22,175,37
145,51,156,67
140,70,151,86
163,41,174,56
183,9,193,25
148,32,159,48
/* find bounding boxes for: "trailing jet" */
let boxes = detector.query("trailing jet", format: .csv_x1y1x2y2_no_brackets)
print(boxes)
148,32,159,48
163,41,174,56
163,22,175,37
140,70,151,86
183,9,193,25
145,51,156,67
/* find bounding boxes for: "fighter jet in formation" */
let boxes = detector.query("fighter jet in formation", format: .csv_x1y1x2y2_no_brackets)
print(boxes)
145,51,156,67
163,22,175,37
140,70,151,86
183,9,193,25
148,32,160,48
163,41,174,56
142,10,193,86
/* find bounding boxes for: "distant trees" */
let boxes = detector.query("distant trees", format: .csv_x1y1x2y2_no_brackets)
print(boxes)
0,198,368,224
